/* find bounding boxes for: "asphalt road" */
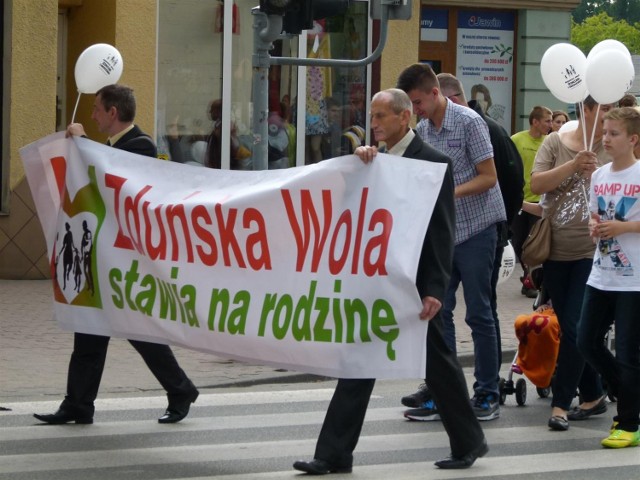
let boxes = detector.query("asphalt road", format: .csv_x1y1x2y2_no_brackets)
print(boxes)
2,373,638,479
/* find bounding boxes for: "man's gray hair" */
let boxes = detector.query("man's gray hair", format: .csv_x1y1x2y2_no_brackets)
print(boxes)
372,88,412,114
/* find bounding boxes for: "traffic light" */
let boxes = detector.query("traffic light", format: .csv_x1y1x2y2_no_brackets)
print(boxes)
259,0,294,15
259,1,352,35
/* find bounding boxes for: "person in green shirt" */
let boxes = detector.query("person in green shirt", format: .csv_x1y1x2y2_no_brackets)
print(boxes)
511,106,553,298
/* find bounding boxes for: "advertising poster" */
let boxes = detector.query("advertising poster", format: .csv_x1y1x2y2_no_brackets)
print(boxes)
456,11,515,133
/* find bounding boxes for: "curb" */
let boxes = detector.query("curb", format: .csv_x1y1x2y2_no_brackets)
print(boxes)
199,350,519,390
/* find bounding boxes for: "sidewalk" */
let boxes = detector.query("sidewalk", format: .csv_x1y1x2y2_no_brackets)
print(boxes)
0,273,533,402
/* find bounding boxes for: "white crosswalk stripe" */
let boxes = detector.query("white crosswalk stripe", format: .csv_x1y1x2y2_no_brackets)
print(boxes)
1,388,638,479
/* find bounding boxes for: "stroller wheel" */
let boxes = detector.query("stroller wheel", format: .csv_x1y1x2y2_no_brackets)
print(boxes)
498,377,507,405
515,378,527,406
498,378,507,405
536,386,551,398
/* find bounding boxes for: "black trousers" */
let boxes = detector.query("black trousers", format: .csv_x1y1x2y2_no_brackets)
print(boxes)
511,210,539,269
313,313,485,467
61,332,195,416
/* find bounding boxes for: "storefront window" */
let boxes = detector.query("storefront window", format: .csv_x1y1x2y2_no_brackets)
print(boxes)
157,0,369,170
297,1,369,165
157,0,224,166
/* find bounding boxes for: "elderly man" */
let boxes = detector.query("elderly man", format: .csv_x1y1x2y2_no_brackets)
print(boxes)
292,88,487,475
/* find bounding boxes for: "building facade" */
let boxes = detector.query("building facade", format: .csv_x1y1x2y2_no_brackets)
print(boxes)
0,0,579,279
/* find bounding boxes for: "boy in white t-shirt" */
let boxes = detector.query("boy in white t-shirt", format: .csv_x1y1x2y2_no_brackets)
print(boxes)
578,106,640,449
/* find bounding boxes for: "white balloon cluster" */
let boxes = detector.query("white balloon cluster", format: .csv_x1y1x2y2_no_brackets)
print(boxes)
540,39,634,105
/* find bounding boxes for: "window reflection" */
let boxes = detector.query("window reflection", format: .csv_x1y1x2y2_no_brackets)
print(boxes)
295,4,369,165
157,0,368,170
157,0,224,166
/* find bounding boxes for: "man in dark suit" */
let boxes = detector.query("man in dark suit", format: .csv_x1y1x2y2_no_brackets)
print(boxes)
34,84,199,425
293,88,487,475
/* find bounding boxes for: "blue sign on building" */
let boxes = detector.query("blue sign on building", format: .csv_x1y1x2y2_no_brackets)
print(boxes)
420,8,448,42
457,11,515,31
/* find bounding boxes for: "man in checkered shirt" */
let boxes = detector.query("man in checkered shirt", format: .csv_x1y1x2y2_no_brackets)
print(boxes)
397,63,506,422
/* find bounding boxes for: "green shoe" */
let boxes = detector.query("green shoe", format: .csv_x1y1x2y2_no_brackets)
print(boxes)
601,429,640,448
610,421,619,434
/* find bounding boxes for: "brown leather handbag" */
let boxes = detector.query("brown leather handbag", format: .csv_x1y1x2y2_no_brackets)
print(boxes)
521,216,552,267
521,176,578,267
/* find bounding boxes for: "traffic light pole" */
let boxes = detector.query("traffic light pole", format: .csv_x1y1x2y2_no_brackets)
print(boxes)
250,3,392,170
251,10,283,171
270,4,389,68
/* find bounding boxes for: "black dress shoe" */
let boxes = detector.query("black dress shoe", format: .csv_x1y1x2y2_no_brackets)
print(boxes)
567,397,607,421
292,459,352,475
158,389,199,424
435,439,489,469
33,409,93,425
548,415,569,431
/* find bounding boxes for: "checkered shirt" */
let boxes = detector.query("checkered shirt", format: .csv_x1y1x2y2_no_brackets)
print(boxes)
416,100,506,244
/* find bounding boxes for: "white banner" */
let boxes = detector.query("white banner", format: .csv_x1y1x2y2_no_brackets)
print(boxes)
20,133,446,379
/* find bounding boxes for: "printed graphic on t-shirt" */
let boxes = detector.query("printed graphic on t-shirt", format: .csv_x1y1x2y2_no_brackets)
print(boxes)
594,195,637,275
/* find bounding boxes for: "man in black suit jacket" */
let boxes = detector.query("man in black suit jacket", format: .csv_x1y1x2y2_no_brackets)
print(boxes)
293,89,487,475
34,84,199,425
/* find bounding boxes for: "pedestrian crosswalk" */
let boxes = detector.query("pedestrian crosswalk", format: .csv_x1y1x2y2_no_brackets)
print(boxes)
0,385,638,479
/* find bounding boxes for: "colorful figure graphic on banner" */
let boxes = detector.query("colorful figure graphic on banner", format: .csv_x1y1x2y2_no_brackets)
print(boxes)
81,220,95,295
58,222,76,290
73,248,82,293
47,157,105,308
52,209,100,303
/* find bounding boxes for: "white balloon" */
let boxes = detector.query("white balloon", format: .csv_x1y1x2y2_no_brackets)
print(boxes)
74,44,123,94
540,43,588,104
558,119,579,133
587,39,631,61
548,84,588,105
586,49,635,105
498,241,516,285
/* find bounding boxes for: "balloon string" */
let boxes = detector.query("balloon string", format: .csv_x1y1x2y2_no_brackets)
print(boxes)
71,91,81,124
589,103,600,152
579,102,587,151
581,180,590,212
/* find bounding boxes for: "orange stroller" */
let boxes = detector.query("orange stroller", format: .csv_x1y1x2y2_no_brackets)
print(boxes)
499,304,560,406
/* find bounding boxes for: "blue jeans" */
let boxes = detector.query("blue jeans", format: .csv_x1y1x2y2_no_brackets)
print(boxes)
578,286,640,431
491,242,504,371
543,259,603,410
442,225,499,396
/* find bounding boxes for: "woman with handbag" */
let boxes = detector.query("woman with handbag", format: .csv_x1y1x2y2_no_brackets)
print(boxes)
530,95,614,431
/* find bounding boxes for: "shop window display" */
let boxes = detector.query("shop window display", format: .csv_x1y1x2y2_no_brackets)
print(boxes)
157,0,369,169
